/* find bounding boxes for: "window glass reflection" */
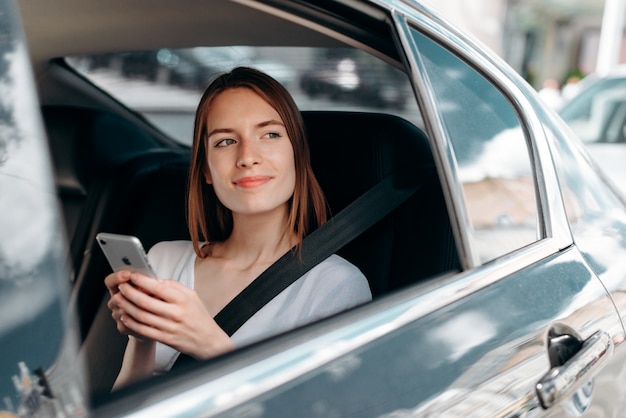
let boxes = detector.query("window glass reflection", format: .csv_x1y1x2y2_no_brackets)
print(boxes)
411,29,539,263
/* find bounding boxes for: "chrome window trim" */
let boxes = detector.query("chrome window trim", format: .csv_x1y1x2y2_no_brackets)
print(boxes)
391,10,477,268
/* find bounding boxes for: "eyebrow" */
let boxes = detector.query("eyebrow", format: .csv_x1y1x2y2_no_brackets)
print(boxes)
207,119,285,139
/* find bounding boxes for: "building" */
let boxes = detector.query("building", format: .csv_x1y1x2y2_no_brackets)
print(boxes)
421,0,624,89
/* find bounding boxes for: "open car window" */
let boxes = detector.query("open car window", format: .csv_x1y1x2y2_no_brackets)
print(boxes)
66,46,423,145
60,31,465,400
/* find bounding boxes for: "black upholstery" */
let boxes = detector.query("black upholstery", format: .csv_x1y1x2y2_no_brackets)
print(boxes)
43,105,161,242
45,109,459,396
305,111,458,295
42,103,181,298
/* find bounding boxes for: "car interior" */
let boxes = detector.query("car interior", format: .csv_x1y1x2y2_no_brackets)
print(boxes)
19,0,461,399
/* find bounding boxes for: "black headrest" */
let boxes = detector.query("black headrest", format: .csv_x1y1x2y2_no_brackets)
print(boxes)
302,111,456,295
42,105,159,196
302,111,432,214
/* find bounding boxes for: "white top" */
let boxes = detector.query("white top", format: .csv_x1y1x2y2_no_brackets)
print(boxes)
148,240,372,373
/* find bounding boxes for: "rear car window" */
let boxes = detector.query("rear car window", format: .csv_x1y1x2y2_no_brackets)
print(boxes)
410,29,540,263
66,46,421,145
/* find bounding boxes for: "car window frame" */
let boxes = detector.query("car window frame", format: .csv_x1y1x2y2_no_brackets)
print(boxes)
391,4,573,271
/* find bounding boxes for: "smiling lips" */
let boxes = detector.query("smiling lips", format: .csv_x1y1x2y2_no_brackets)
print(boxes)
234,175,272,188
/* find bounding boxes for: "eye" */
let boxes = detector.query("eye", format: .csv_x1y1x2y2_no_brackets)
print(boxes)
263,131,281,139
215,138,236,147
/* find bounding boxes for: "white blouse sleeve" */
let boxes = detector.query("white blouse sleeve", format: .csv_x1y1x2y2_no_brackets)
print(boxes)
303,254,372,321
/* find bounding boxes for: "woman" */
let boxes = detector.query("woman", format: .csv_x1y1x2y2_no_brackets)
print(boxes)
105,67,372,389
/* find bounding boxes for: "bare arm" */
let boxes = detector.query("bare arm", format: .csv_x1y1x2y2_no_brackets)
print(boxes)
105,270,157,389
113,336,156,390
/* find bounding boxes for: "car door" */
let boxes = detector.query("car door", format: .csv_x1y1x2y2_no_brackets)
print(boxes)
93,1,626,417
387,8,626,415
0,0,89,416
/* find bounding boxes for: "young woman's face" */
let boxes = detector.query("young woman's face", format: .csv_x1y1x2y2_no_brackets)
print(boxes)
204,87,296,217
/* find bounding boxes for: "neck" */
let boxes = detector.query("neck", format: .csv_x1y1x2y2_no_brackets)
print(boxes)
218,207,295,266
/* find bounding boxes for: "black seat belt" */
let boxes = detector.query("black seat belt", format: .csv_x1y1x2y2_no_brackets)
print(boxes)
172,164,434,369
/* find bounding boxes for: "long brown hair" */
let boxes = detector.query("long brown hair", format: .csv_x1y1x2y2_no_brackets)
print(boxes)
188,67,327,257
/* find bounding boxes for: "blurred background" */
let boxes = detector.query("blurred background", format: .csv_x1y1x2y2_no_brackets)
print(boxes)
422,0,626,196
422,0,624,92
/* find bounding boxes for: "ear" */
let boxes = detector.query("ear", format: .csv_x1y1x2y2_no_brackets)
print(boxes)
204,168,212,184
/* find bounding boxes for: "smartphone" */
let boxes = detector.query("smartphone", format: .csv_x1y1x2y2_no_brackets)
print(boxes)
96,232,157,278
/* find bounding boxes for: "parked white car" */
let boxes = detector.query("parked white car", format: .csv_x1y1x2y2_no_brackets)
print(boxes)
559,66,626,196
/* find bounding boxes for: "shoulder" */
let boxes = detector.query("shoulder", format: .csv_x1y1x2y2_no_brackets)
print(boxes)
310,254,363,279
309,254,365,281
147,240,195,282
148,240,194,261
302,254,372,304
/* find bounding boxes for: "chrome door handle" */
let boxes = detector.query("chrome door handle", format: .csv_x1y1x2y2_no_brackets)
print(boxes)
536,331,613,409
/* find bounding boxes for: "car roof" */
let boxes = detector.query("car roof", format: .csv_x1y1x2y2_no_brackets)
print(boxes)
18,0,350,71
602,65,626,78
578,65,626,87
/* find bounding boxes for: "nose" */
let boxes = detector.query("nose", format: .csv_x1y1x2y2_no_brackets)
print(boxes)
236,137,261,168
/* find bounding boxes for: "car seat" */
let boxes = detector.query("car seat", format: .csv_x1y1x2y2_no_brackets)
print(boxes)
42,105,178,278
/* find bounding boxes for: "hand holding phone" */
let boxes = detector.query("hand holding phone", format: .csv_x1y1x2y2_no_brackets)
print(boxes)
96,232,157,278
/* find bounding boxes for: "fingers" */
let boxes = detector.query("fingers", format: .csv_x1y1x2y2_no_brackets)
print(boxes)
112,293,181,342
118,313,167,342
108,289,165,339
117,282,163,314
114,281,186,333
107,293,132,335
105,271,173,339
127,273,188,304
104,270,133,297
